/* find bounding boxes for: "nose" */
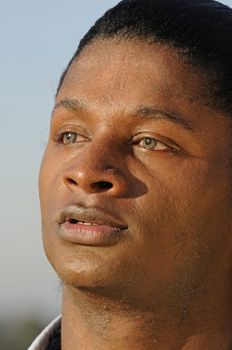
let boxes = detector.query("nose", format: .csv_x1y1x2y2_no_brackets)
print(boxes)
62,142,128,196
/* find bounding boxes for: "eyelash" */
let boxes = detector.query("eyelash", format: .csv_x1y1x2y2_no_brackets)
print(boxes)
55,130,179,154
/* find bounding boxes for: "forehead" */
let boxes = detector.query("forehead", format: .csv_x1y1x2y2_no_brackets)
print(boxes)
58,39,207,101
57,39,213,123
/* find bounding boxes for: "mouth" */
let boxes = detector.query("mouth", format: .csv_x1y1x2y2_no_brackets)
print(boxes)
64,217,124,229
69,219,95,225
59,205,127,228
58,206,128,246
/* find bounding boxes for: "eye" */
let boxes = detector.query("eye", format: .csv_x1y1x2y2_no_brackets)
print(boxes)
138,137,169,151
60,131,79,145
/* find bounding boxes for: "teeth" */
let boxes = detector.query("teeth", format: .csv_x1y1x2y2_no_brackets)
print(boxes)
79,221,98,226
67,218,101,226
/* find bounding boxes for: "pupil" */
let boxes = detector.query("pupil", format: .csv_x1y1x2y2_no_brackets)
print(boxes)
64,132,75,143
145,138,153,145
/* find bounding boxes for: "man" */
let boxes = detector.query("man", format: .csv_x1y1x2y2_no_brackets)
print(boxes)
29,0,232,349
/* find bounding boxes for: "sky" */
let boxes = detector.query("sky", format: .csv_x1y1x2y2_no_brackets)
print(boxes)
1,0,232,322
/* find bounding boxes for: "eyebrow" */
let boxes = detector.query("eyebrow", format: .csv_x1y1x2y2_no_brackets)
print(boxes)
54,98,195,131
135,106,194,131
54,98,87,113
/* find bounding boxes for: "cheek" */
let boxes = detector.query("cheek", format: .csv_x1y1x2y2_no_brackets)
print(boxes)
135,157,232,259
39,150,52,198
39,148,63,207
170,162,232,272
173,159,232,223
39,150,62,252
149,154,232,218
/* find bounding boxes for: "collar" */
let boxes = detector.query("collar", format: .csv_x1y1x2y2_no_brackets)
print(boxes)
27,315,61,350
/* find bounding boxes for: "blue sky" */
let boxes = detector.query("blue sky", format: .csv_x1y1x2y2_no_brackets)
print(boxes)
1,0,232,321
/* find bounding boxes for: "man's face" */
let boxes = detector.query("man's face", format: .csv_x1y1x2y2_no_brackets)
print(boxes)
39,39,232,307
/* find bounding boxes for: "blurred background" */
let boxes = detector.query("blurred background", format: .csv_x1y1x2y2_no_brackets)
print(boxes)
0,1,118,348
1,0,232,348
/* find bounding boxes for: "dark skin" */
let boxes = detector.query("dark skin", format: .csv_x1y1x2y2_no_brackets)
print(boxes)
39,39,232,349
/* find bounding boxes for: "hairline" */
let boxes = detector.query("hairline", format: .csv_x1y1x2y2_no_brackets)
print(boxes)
56,35,196,96
56,36,228,117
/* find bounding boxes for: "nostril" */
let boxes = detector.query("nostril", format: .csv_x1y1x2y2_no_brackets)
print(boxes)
65,176,114,193
91,181,113,192
69,218,78,224
67,178,77,186
100,181,113,189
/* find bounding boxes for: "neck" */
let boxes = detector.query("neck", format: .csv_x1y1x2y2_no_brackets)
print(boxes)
61,283,232,350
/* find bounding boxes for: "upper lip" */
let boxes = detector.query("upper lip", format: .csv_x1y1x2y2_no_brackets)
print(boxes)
58,205,128,229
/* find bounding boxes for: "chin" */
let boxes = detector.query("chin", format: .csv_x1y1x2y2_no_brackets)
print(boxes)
45,243,120,289
42,226,151,305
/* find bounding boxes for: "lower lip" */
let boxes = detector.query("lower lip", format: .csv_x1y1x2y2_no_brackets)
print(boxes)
58,222,125,246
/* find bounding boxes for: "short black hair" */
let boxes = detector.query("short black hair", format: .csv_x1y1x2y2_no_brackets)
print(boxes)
57,0,232,115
